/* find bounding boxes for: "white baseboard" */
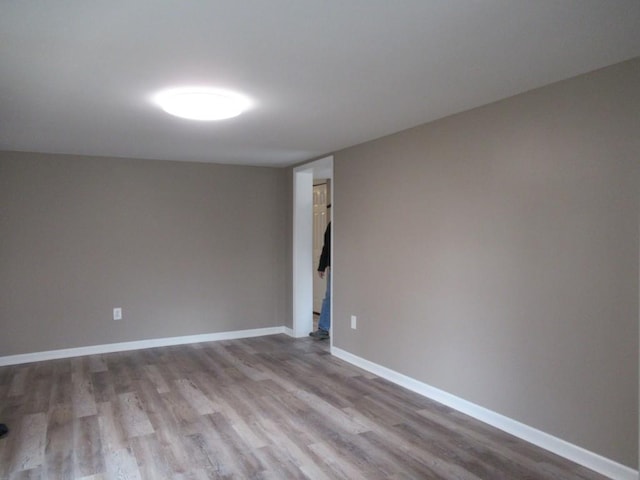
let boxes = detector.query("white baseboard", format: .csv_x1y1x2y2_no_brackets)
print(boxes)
283,326,295,337
331,346,638,480
0,326,286,367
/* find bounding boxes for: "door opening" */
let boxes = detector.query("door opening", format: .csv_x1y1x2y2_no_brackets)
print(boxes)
292,156,333,339
313,182,329,316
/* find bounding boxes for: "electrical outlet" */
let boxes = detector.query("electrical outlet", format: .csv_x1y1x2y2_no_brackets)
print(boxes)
113,307,122,320
351,315,357,329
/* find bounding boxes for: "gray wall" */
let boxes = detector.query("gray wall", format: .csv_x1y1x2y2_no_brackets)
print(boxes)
0,152,290,356
333,59,639,467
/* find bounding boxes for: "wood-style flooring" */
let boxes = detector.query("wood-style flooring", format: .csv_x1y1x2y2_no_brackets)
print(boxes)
0,334,609,479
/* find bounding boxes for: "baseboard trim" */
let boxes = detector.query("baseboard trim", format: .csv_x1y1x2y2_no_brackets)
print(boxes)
331,346,638,480
0,326,286,367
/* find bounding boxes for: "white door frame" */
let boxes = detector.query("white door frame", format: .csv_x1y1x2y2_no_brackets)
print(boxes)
292,156,333,338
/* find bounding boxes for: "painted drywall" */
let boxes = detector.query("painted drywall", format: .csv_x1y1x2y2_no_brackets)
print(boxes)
284,167,294,330
0,152,289,356
333,59,639,467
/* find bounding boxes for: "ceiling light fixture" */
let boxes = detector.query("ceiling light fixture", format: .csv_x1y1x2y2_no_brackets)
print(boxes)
154,87,252,121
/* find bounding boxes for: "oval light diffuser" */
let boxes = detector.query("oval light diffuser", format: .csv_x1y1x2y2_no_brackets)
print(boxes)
155,87,251,121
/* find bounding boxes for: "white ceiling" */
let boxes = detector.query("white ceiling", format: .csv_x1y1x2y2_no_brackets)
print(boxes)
1,1,639,167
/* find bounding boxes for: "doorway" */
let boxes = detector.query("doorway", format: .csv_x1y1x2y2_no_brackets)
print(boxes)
292,156,333,339
313,182,330,317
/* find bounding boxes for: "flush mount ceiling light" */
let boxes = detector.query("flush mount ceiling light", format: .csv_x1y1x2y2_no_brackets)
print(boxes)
154,87,252,121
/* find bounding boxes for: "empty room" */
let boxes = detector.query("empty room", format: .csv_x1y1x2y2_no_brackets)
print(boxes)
1,2,639,479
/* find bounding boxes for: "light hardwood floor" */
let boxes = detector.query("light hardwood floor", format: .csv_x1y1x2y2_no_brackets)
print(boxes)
0,334,609,479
